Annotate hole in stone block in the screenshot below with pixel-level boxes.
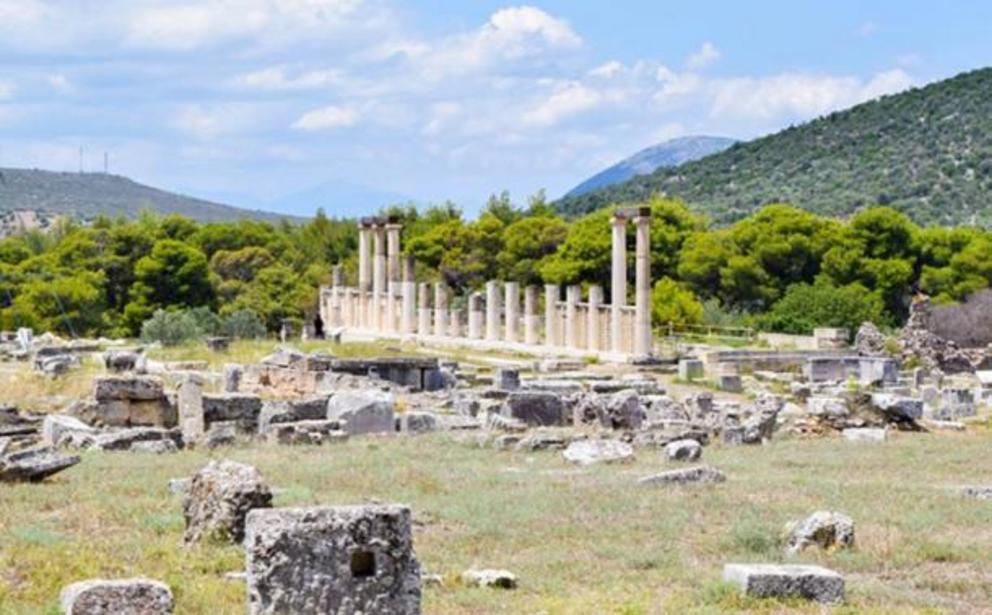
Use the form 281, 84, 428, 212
351, 550, 376, 578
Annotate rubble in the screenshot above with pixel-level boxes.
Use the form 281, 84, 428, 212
638, 466, 726, 486
0, 446, 80, 482
461, 569, 517, 589
60, 578, 174, 614
561, 439, 634, 465
183, 460, 273, 545
785, 511, 855, 554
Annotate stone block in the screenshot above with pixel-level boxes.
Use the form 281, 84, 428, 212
183, 460, 272, 545
638, 465, 725, 486
245, 505, 421, 614
561, 439, 634, 465
42, 414, 94, 447
502, 391, 567, 427
397, 412, 439, 434
842, 427, 887, 442
267, 421, 347, 446
60, 578, 174, 614
664, 439, 702, 462
722, 563, 844, 605
327, 391, 395, 435
870, 393, 923, 420
677, 359, 704, 381
203, 393, 263, 432
0, 446, 80, 482
259, 396, 331, 433
494, 368, 520, 391
94, 376, 165, 401
806, 396, 848, 418
717, 373, 743, 393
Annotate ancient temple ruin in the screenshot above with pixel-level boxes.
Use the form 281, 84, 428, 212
319, 208, 654, 360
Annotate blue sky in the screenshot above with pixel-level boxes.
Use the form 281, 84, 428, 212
0, 1, 989, 217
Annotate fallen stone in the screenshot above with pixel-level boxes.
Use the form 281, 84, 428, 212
245, 505, 421, 614
205, 422, 238, 449
130, 439, 179, 454
94, 376, 165, 401
223, 364, 243, 393
203, 393, 263, 431
722, 563, 844, 605
260, 347, 306, 368
806, 397, 848, 418
326, 391, 395, 435
183, 460, 273, 546
266, 421, 347, 446
42, 414, 95, 447
664, 439, 702, 462
870, 393, 923, 421
638, 466, 725, 486
516, 432, 569, 451
258, 396, 330, 433
960, 486, 992, 501
168, 478, 191, 495
677, 359, 704, 381
502, 391, 567, 427
103, 350, 140, 373
494, 368, 520, 391
60, 578, 174, 614
397, 411, 439, 434
600, 390, 645, 430
461, 569, 517, 589
91, 428, 180, 451
785, 511, 855, 554
0, 446, 81, 482
842, 427, 887, 443
562, 439, 633, 465
485, 413, 528, 432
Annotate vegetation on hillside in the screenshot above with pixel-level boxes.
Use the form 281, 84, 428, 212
556, 68, 992, 227
2, 191, 991, 340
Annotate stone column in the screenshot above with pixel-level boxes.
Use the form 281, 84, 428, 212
587, 285, 603, 351
634, 211, 653, 357
358, 222, 371, 292
565, 285, 581, 349
373, 224, 388, 331
448, 308, 462, 338
610, 214, 627, 353
523, 285, 539, 345
385, 222, 402, 332
485, 281, 501, 342
417, 282, 431, 336
468, 293, 484, 339
401, 256, 416, 334
433, 282, 449, 337
504, 282, 520, 343
178, 376, 204, 445
544, 284, 559, 347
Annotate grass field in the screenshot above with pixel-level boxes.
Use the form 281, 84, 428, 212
2, 426, 992, 613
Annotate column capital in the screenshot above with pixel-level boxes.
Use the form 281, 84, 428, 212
634, 213, 652, 226
610, 214, 628, 227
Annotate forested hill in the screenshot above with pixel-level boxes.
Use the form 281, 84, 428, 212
0, 167, 298, 223
555, 67, 992, 227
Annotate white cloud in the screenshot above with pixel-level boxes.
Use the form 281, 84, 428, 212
233, 66, 341, 91
47, 74, 71, 93
708, 69, 914, 121
0, 81, 14, 100
524, 82, 602, 126
292, 105, 359, 131
857, 21, 878, 37
0, 0, 48, 25
686, 41, 720, 70
173, 104, 267, 139
589, 61, 623, 79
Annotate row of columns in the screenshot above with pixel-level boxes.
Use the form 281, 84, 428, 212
329, 209, 653, 358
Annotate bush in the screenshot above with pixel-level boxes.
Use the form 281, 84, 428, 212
140, 309, 203, 346
222, 309, 267, 339
759, 281, 885, 336
931, 289, 992, 347
652, 277, 704, 327
187, 306, 222, 336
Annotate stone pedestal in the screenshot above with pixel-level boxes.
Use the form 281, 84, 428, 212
468, 293, 484, 339
610, 215, 627, 353
587, 285, 603, 351
634, 213, 652, 357
433, 283, 448, 337
485, 281, 501, 342
417, 283, 431, 336
523, 285, 539, 345
544, 284, 559, 347
504, 282, 520, 343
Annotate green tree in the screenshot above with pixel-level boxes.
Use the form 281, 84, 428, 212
124, 239, 213, 333
759, 281, 886, 335
651, 277, 704, 327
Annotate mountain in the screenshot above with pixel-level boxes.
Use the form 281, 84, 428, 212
563, 136, 736, 198
555, 68, 992, 227
0, 167, 300, 224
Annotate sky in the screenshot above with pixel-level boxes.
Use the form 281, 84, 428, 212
0, 0, 990, 217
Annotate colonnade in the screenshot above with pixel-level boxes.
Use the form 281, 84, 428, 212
319, 209, 654, 359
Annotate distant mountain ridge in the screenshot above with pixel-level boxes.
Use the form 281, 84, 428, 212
564, 136, 736, 198
555, 67, 992, 227
0, 167, 301, 223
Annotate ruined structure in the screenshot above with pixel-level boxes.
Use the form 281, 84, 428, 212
319, 210, 655, 361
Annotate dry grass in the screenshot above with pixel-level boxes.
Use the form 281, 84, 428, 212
2, 429, 991, 613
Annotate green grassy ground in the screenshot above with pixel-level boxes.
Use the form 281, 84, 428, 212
2, 429, 991, 613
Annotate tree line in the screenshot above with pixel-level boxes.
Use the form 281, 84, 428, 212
1, 193, 990, 339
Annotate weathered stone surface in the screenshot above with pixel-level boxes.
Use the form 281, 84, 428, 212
205, 422, 238, 449
260, 347, 306, 368
516, 432, 569, 451
397, 412, 439, 434
203, 393, 263, 431
266, 421, 347, 446
664, 439, 702, 462
855, 322, 887, 356
103, 350, 140, 373
501, 391, 567, 427
177, 377, 205, 444
485, 412, 527, 432
960, 485, 992, 501
42, 414, 95, 447
326, 391, 395, 435
677, 359, 704, 381
258, 396, 330, 433
36, 354, 74, 377
168, 478, 191, 495
94, 376, 164, 401
493, 368, 520, 391
223, 364, 243, 393
561, 439, 633, 465
91, 428, 180, 452
785, 511, 855, 554
0, 446, 80, 482
590, 378, 663, 395
130, 439, 179, 454
806, 397, 848, 418
842, 427, 887, 442
205, 336, 230, 352
717, 373, 743, 392
722, 563, 844, 605
870, 393, 923, 420
521, 379, 583, 394
183, 460, 272, 545
60, 578, 174, 614
245, 505, 421, 615
638, 466, 725, 486
601, 390, 645, 430
461, 569, 517, 589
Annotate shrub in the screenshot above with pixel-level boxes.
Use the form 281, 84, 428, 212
222, 309, 267, 339
930, 289, 992, 347
759, 281, 885, 336
187, 306, 222, 336
652, 277, 704, 327
140, 309, 202, 346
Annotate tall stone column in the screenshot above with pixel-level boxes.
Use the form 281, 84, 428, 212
372, 224, 386, 331
565, 285, 581, 349
610, 214, 627, 353
401, 256, 416, 334
504, 282, 520, 343
587, 285, 603, 351
544, 284, 559, 347
357, 222, 371, 329
468, 292, 484, 339
385, 222, 402, 333
634, 211, 653, 357
523, 285, 539, 345
448, 308, 462, 338
417, 282, 431, 336
433, 282, 449, 337
485, 281, 501, 342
